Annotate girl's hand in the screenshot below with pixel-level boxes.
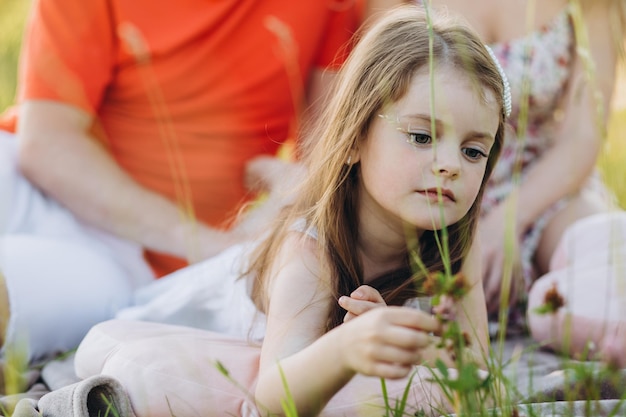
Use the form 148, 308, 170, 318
338, 307, 439, 379
338, 285, 386, 322
432, 295, 457, 322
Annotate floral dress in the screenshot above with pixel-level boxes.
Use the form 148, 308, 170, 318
411, 3, 613, 332
411, 3, 585, 283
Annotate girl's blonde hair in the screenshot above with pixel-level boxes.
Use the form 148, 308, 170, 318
248, 5, 507, 330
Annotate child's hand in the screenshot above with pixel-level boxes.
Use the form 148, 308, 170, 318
338, 285, 386, 322
338, 307, 439, 379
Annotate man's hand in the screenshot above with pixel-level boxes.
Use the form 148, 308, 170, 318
244, 155, 306, 196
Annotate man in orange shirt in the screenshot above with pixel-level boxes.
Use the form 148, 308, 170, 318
0, 0, 359, 362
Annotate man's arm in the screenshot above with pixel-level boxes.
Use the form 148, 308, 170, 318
17, 101, 235, 262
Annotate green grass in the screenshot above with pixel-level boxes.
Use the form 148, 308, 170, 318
0, 0, 29, 113
600, 108, 626, 208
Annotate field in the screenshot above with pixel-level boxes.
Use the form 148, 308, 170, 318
0, 0, 29, 113
603, 74, 626, 208
2, 1, 626, 416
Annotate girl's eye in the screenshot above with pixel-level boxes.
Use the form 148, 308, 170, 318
462, 147, 488, 160
406, 132, 431, 146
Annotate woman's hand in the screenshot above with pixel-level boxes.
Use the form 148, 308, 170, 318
337, 307, 439, 379
338, 285, 386, 322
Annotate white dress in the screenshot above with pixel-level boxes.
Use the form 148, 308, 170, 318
116, 240, 267, 341
117, 220, 433, 338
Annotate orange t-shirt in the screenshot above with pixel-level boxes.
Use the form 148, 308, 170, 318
2, 0, 360, 276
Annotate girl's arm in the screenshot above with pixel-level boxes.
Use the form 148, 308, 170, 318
255, 233, 440, 417
454, 239, 490, 365
255, 233, 348, 416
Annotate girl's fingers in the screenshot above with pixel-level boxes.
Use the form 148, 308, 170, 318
385, 325, 434, 350
349, 308, 439, 348
351, 285, 385, 303
365, 344, 423, 366
338, 285, 386, 322
338, 296, 379, 317
384, 307, 440, 334
362, 362, 413, 379
348, 343, 421, 378
343, 311, 357, 323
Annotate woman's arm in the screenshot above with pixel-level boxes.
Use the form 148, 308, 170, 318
480, 3, 618, 307
503, 2, 617, 234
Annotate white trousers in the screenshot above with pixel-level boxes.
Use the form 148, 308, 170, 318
0, 131, 153, 362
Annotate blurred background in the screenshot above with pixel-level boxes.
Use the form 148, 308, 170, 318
0, 0, 624, 207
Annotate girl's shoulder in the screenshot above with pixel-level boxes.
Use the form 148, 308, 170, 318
289, 218, 319, 241
264, 228, 332, 318
267, 225, 324, 292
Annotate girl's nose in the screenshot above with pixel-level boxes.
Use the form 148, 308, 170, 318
431, 145, 460, 178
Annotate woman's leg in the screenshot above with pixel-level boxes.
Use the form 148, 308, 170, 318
533, 189, 612, 275
528, 189, 626, 363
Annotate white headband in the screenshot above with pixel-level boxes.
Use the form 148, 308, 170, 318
484, 45, 512, 118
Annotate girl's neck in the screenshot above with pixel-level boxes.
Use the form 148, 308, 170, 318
357, 219, 419, 283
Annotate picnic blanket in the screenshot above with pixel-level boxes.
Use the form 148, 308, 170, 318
1, 335, 624, 417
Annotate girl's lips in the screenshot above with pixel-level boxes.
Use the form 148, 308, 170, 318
417, 188, 456, 202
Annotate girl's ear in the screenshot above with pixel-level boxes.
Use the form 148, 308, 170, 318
347, 149, 361, 165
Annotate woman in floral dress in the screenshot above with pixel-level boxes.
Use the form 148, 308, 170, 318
367, 0, 626, 361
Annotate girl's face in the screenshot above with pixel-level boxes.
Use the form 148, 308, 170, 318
355, 66, 499, 234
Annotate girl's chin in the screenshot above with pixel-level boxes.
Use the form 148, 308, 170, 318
404, 214, 461, 230
397, 206, 464, 231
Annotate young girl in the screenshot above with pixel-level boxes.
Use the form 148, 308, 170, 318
74, 6, 509, 416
